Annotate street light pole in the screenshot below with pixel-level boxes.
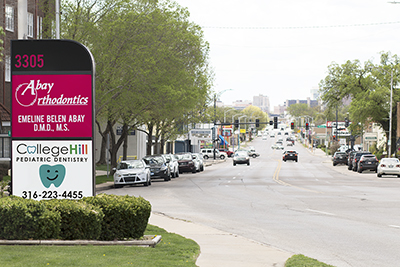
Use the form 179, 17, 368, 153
238, 115, 247, 149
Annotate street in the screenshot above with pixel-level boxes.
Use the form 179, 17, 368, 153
104, 136, 400, 267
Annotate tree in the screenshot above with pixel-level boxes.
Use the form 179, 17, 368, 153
319, 52, 400, 155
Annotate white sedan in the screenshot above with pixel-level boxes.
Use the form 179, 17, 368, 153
377, 158, 400, 177
113, 159, 151, 187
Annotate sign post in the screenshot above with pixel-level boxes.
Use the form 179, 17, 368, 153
11, 40, 95, 200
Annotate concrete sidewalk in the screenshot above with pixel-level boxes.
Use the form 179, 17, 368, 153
149, 213, 293, 267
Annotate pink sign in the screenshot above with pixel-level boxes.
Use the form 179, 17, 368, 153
12, 74, 92, 138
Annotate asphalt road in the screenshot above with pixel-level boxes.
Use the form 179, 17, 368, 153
105, 135, 400, 267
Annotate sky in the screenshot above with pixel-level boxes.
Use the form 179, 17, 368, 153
174, 0, 400, 111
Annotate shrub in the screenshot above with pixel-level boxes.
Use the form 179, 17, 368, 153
44, 199, 103, 240
0, 196, 60, 240
82, 194, 151, 240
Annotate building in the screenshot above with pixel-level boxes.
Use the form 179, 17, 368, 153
253, 94, 270, 113
231, 100, 252, 110
285, 97, 319, 109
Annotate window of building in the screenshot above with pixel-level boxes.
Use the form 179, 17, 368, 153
37, 16, 43, 39
5, 5, 14, 32
5, 56, 11, 82
28, 13, 34, 38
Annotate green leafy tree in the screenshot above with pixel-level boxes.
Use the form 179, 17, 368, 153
319, 52, 400, 154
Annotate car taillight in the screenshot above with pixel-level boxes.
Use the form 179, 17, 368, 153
397, 164, 400, 168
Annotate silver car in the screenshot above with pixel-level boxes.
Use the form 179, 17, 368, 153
377, 158, 400, 177
164, 154, 180, 178
113, 159, 151, 188
192, 153, 205, 171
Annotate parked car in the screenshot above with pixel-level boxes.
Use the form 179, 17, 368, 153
377, 158, 400, 177
175, 152, 197, 173
348, 151, 357, 170
352, 151, 373, 172
192, 153, 205, 171
233, 150, 250, 166
142, 154, 171, 181
283, 150, 298, 162
163, 153, 179, 178
357, 154, 378, 173
332, 151, 348, 166
200, 148, 227, 160
218, 148, 234, 157
113, 159, 151, 188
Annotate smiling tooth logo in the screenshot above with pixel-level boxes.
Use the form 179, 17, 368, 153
27, 146, 36, 154
39, 164, 66, 188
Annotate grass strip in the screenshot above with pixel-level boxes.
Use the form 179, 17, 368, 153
285, 254, 335, 267
0, 225, 200, 267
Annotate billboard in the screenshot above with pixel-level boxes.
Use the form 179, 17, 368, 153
11, 40, 95, 199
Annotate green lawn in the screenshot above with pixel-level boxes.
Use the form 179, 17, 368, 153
285, 254, 335, 267
0, 225, 200, 267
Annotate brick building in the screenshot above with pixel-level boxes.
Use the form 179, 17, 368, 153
0, 0, 53, 163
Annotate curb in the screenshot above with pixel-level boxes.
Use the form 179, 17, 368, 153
0, 235, 162, 247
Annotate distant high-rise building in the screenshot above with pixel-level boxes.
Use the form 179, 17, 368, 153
232, 100, 252, 110
253, 94, 270, 113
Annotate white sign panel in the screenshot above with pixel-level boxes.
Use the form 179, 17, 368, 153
12, 140, 93, 200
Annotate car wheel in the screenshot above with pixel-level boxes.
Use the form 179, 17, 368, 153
333, 163, 337, 166
144, 176, 150, 186
200, 165, 204, 171
348, 165, 352, 170
203, 155, 209, 159
252, 154, 257, 158
233, 162, 236, 166
114, 184, 123, 188
295, 159, 298, 162
377, 173, 382, 177
247, 161, 250, 166
358, 168, 362, 173
220, 155, 225, 160
397, 175, 400, 178
192, 168, 196, 173
171, 171, 175, 178
175, 171, 179, 177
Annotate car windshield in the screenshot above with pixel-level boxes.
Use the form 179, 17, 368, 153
117, 160, 144, 170
235, 151, 248, 157
175, 154, 192, 160
143, 156, 163, 164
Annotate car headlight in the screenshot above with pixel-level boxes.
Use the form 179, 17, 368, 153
161, 164, 167, 171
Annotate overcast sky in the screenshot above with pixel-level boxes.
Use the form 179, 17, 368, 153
174, 0, 400, 111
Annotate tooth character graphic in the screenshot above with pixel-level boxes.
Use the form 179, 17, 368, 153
39, 164, 66, 188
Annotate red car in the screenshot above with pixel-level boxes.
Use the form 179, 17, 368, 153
219, 148, 234, 157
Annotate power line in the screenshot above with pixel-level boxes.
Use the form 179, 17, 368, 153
202, 21, 400, 30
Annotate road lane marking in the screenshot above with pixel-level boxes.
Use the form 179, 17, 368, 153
306, 209, 335, 216
389, 225, 400, 229
272, 159, 321, 193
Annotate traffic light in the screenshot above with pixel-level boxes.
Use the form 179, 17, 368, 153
234, 119, 239, 128
269, 120, 273, 125
273, 117, 278, 129
256, 119, 260, 128
345, 117, 349, 127
290, 122, 294, 130
305, 122, 309, 130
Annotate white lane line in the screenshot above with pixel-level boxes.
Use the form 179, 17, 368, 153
306, 209, 335, 216
389, 225, 400, 229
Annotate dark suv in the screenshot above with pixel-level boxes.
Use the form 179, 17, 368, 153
358, 154, 378, 173
352, 151, 373, 172
333, 152, 347, 166
348, 151, 357, 170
